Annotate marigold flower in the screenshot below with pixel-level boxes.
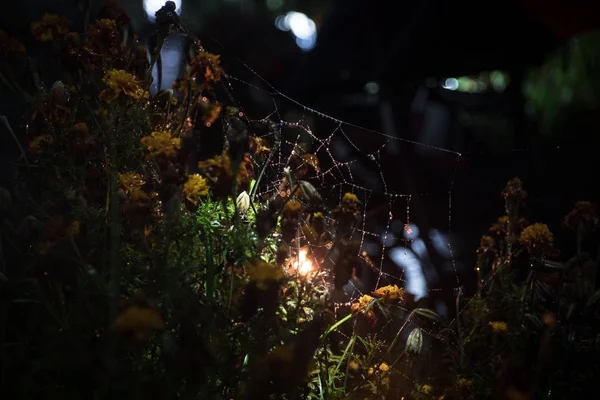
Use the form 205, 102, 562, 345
348, 360, 360, 372
351, 294, 376, 323
520, 223, 553, 255
456, 378, 473, 388
28, 135, 53, 153
65, 221, 80, 236
119, 172, 144, 192
99, 69, 147, 103
372, 284, 404, 304
488, 321, 508, 334
203, 103, 222, 127
183, 174, 209, 205
564, 201, 598, 233
249, 135, 271, 157
333, 193, 361, 237
342, 192, 360, 204
190, 51, 224, 83
31, 13, 69, 42
502, 177, 527, 203
111, 305, 164, 341
245, 260, 284, 290
0, 29, 26, 58
368, 362, 391, 386
417, 384, 433, 394
282, 200, 302, 218
198, 151, 253, 197
140, 131, 181, 158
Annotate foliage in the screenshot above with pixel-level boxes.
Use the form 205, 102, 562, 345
524, 31, 600, 135
0, 2, 599, 400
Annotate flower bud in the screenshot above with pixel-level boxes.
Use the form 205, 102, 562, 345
236, 191, 250, 215
405, 327, 423, 356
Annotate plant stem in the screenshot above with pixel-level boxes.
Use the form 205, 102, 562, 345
456, 287, 465, 370
107, 136, 121, 321
251, 142, 279, 203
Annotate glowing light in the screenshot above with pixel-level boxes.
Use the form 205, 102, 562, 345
291, 247, 315, 276
365, 81, 380, 95
144, 0, 181, 22
442, 78, 459, 91
266, 0, 284, 11
275, 11, 317, 51
390, 247, 427, 300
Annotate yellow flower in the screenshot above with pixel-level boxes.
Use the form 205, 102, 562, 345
65, 221, 80, 236
111, 305, 164, 341
282, 200, 302, 218
0, 29, 26, 57
245, 260, 284, 290
368, 362, 391, 386
417, 384, 433, 394
31, 13, 69, 42
140, 131, 181, 158
99, 69, 147, 103
520, 223, 553, 255
351, 294, 376, 324
489, 321, 508, 334
372, 284, 404, 304
183, 174, 209, 205
191, 52, 224, 82
456, 378, 473, 388
28, 135, 53, 153
119, 172, 144, 191
342, 192, 360, 204
203, 103, 222, 127
130, 188, 150, 202
348, 360, 360, 372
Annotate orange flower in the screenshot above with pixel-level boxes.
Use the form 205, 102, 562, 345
372, 284, 404, 304
351, 294, 376, 324
190, 52, 224, 83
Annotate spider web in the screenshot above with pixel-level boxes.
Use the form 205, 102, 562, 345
154, 19, 487, 389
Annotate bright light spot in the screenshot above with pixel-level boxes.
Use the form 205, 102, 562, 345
296, 35, 317, 51
390, 247, 427, 300
365, 81, 380, 95
429, 229, 451, 259
144, 0, 181, 22
490, 70, 509, 92
403, 223, 420, 240
266, 0, 284, 11
442, 78, 459, 91
150, 35, 183, 93
286, 12, 315, 39
275, 11, 317, 51
291, 247, 315, 276
275, 15, 289, 31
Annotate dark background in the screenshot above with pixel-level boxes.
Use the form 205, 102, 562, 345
2, 0, 600, 300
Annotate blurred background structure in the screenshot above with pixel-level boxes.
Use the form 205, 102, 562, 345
2, 0, 600, 295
